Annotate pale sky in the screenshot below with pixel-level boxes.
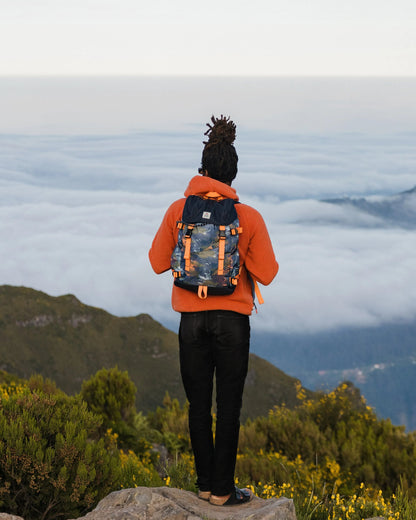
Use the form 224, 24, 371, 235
1, 0, 416, 76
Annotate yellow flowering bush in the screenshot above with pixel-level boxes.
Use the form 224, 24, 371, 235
292, 483, 406, 520
118, 449, 163, 489
238, 382, 416, 497
0, 380, 26, 400
163, 452, 196, 492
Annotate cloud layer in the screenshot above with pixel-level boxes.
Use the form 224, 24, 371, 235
1, 127, 416, 334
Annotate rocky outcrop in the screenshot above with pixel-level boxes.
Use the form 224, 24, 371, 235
73, 487, 297, 520
0, 489, 389, 520
15, 314, 55, 327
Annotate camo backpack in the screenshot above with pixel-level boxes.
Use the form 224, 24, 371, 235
171, 192, 242, 299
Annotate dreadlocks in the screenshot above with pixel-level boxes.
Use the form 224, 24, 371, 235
201, 115, 238, 184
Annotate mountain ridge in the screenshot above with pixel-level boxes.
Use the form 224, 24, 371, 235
0, 285, 311, 419
322, 184, 416, 229
252, 322, 416, 431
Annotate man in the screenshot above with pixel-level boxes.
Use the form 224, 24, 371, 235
149, 115, 278, 506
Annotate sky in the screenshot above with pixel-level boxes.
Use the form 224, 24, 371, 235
1, 76, 416, 135
1, 0, 416, 76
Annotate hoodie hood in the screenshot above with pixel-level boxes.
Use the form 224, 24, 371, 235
184, 175, 239, 201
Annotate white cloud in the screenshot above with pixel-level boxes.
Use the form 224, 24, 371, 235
262, 223, 416, 333
1, 127, 416, 334
2, 185, 415, 334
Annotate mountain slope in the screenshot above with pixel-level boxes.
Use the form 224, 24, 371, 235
252, 323, 416, 430
323, 185, 416, 228
0, 285, 310, 419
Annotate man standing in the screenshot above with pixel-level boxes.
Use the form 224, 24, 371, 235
149, 115, 278, 506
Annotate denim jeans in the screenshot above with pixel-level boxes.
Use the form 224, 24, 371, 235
179, 310, 250, 496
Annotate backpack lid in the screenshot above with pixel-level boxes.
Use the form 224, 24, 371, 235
182, 195, 238, 226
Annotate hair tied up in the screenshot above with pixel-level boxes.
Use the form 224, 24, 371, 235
203, 115, 236, 147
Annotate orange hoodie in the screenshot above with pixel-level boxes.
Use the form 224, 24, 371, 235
149, 175, 279, 315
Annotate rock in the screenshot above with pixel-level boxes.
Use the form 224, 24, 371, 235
0, 515, 25, 520
73, 487, 297, 520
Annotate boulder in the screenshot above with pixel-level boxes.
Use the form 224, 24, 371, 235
73, 487, 297, 520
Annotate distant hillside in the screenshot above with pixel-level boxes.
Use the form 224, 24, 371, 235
0, 285, 311, 419
323, 185, 416, 228
252, 322, 416, 431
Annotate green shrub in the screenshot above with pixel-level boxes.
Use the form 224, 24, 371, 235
0, 382, 121, 520
80, 367, 140, 451
147, 393, 191, 455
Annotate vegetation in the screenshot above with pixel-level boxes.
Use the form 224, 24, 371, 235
0, 377, 121, 520
80, 367, 145, 452
254, 321, 416, 431
237, 382, 416, 496
2, 365, 416, 518
0, 374, 162, 519
159, 383, 416, 520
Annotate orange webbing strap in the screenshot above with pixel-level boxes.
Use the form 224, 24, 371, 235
218, 225, 226, 275
253, 280, 264, 305
184, 237, 191, 271
198, 286, 208, 299
183, 224, 194, 272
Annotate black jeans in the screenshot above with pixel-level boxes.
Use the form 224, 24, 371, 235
179, 310, 250, 496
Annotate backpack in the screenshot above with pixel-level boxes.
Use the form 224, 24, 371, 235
170, 193, 242, 299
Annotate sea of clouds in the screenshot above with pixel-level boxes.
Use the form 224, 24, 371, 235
1, 77, 416, 335
2, 131, 416, 334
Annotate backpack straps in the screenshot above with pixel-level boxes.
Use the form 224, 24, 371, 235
217, 226, 226, 275
177, 222, 194, 273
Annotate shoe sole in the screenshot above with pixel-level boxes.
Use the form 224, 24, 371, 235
209, 488, 253, 506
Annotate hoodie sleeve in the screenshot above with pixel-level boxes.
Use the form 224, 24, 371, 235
149, 199, 184, 274
241, 206, 279, 286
